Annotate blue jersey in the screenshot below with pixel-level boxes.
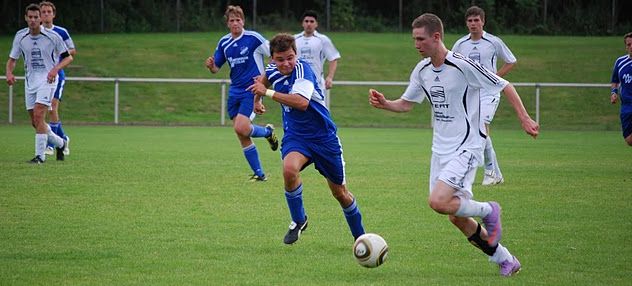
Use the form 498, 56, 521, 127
213, 30, 269, 93
47, 25, 75, 80
612, 55, 632, 109
266, 59, 336, 140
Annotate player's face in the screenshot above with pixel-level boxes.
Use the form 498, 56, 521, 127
40, 5, 55, 25
25, 10, 40, 30
466, 15, 484, 35
272, 49, 297, 75
412, 27, 438, 58
626, 37, 632, 56
302, 16, 318, 34
226, 14, 244, 35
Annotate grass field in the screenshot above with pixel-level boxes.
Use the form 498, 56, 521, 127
1, 125, 630, 285
0, 32, 624, 129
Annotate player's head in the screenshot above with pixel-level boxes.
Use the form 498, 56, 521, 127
24, 3, 40, 29
39, 1, 56, 25
270, 33, 298, 75
465, 6, 485, 34
224, 5, 245, 34
625, 32, 632, 55
301, 10, 319, 34
411, 13, 444, 58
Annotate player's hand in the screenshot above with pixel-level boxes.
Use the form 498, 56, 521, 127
254, 100, 266, 114
247, 81, 266, 97
611, 93, 618, 104
368, 89, 386, 109
47, 69, 57, 83
5, 74, 15, 86
325, 77, 334, 89
521, 118, 539, 139
205, 56, 217, 72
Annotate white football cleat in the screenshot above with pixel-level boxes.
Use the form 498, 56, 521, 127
482, 170, 504, 186
44, 146, 55, 156
63, 136, 70, 156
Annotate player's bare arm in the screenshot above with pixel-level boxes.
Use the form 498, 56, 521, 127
205, 56, 219, 73
325, 59, 338, 89
502, 83, 539, 138
248, 81, 309, 111
5, 58, 17, 86
496, 62, 515, 77
610, 83, 619, 104
368, 89, 415, 112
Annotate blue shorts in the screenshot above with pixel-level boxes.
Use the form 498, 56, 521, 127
281, 135, 346, 185
53, 78, 65, 101
227, 89, 255, 120
621, 109, 632, 138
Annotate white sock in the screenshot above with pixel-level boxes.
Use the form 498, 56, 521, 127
455, 199, 492, 218
485, 136, 503, 177
46, 126, 64, 147
489, 243, 512, 264
35, 133, 48, 160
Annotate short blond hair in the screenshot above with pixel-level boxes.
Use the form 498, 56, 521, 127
39, 1, 56, 14
224, 5, 244, 22
412, 13, 444, 39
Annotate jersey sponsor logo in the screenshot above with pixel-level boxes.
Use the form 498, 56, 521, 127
240, 46, 249, 55
30, 41, 45, 71
623, 73, 632, 84
468, 52, 481, 63
227, 56, 249, 67
430, 86, 446, 103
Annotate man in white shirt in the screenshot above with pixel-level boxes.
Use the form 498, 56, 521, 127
368, 13, 538, 277
5, 3, 73, 163
453, 6, 517, 186
294, 10, 340, 93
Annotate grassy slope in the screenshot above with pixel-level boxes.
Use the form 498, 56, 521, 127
0, 32, 624, 130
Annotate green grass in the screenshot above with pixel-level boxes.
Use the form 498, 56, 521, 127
0, 33, 624, 129
1, 125, 630, 285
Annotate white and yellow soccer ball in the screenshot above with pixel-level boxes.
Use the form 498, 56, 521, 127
353, 233, 388, 268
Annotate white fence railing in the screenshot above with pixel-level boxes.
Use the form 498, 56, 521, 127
1, 76, 610, 125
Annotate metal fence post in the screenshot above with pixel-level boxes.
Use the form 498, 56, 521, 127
535, 84, 541, 124
326, 89, 331, 110
221, 82, 226, 126
8, 85, 13, 124
115, 79, 120, 124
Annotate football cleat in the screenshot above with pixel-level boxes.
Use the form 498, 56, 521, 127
265, 124, 279, 151
56, 139, 66, 161
28, 156, 45, 164
482, 170, 504, 186
249, 174, 267, 182
482, 202, 502, 246
499, 256, 522, 277
283, 216, 308, 244
63, 136, 70, 156
44, 146, 55, 156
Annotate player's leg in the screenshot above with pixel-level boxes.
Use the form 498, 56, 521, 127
237, 91, 278, 151
450, 215, 521, 276
229, 94, 267, 180
282, 150, 310, 244
481, 96, 503, 185
327, 181, 365, 240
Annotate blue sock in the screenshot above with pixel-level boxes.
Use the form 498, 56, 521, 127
47, 122, 60, 148
343, 199, 365, 239
56, 121, 67, 139
250, 124, 271, 138
243, 144, 264, 177
285, 184, 306, 224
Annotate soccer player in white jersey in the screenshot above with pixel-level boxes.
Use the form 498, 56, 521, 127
5, 3, 72, 164
40, 1, 76, 157
452, 6, 517, 186
294, 10, 340, 92
247, 33, 365, 245
610, 32, 632, 146
205, 5, 278, 182
368, 13, 538, 277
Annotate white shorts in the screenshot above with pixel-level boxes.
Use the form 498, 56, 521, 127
25, 84, 56, 110
429, 150, 482, 200
481, 94, 501, 124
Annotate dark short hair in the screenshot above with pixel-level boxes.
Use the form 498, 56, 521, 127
625, 32, 632, 42
270, 33, 297, 56
302, 10, 318, 21
412, 13, 444, 39
25, 3, 40, 15
465, 6, 485, 22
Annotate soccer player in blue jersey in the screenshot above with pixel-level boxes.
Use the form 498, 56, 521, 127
369, 13, 538, 276
40, 1, 76, 157
453, 6, 517, 185
205, 5, 278, 181
247, 33, 365, 245
610, 32, 632, 146
6, 3, 72, 163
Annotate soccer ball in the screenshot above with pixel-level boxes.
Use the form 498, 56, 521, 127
353, 233, 388, 268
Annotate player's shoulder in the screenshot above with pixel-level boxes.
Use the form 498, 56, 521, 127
412, 58, 432, 72
615, 55, 630, 65
481, 31, 506, 45
41, 27, 64, 41
14, 27, 30, 38
447, 51, 479, 69
243, 30, 266, 41
454, 33, 471, 45
51, 25, 71, 37
294, 32, 304, 39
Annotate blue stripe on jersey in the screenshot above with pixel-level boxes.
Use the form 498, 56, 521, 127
214, 30, 266, 90
612, 55, 632, 105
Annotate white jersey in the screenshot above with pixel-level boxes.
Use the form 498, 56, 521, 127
294, 31, 340, 90
9, 27, 68, 92
401, 51, 508, 160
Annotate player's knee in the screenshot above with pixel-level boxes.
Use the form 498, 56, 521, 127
428, 197, 448, 214
625, 136, 632, 146
282, 166, 300, 183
